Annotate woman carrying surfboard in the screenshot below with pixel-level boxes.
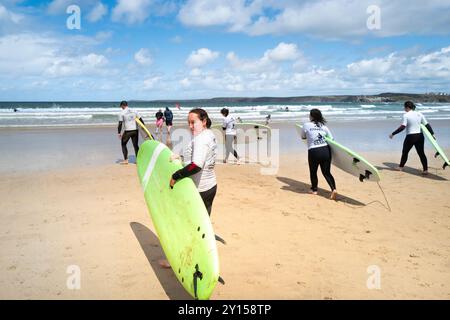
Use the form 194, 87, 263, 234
157, 109, 218, 269
170, 108, 218, 215
301, 109, 338, 200
389, 101, 435, 175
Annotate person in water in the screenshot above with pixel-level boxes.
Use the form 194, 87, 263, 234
117, 101, 145, 165
301, 109, 337, 200
220, 108, 241, 164
389, 101, 435, 175
159, 108, 218, 269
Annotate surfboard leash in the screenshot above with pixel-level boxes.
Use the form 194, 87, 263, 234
340, 182, 392, 212
375, 181, 392, 212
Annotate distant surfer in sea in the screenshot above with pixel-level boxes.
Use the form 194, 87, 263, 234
117, 101, 145, 165
389, 101, 435, 175
301, 109, 337, 200
160, 108, 217, 269
220, 108, 241, 165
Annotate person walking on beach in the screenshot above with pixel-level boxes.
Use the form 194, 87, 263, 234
220, 108, 241, 164
164, 107, 173, 134
301, 109, 337, 200
117, 101, 145, 165
155, 109, 164, 138
159, 108, 218, 268
389, 101, 435, 175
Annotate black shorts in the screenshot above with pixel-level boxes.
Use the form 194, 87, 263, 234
165, 120, 173, 126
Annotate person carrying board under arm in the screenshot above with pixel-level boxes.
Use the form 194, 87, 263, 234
157, 108, 218, 269
301, 109, 337, 200
389, 101, 435, 175
117, 100, 145, 165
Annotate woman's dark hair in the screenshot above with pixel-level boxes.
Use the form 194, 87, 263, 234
310, 108, 326, 125
220, 108, 229, 117
404, 101, 416, 111
189, 108, 212, 128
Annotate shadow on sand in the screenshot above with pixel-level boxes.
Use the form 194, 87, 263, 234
130, 222, 193, 300
378, 162, 447, 181
277, 176, 366, 206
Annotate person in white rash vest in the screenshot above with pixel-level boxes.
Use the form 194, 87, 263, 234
389, 101, 435, 175
117, 101, 145, 165
158, 108, 217, 269
301, 108, 337, 200
220, 107, 241, 164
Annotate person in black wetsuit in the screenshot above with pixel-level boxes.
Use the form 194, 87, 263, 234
164, 107, 173, 134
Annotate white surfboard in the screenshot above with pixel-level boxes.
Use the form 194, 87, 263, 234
296, 124, 380, 182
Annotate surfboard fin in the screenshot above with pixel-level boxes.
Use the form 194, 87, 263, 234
443, 162, 448, 170
365, 170, 372, 180
218, 276, 225, 285
359, 174, 365, 182
215, 234, 227, 245
353, 158, 360, 165
434, 152, 439, 158
193, 264, 203, 300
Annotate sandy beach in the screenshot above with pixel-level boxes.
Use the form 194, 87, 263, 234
0, 123, 449, 299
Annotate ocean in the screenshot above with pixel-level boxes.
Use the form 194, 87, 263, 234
0, 101, 450, 127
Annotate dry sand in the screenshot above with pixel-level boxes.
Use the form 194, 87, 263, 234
1, 151, 449, 299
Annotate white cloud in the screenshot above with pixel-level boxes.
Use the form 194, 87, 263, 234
134, 48, 153, 66
226, 51, 271, 73
143, 76, 160, 89
45, 53, 109, 77
347, 53, 404, 78
226, 42, 302, 72
347, 47, 450, 81
178, 0, 450, 39
112, 0, 151, 24
0, 33, 111, 78
0, 4, 23, 24
87, 2, 108, 22
264, 42, 299, 61
190, 68, 202, 76
186, 48, 219, 68
180, 77, 191, 88
178, 0, 262, 31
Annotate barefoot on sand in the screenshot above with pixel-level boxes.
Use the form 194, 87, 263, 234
330, 190, 338, 201
158, 259, 171, 269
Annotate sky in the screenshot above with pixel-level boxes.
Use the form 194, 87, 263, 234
0, 0, 449, 101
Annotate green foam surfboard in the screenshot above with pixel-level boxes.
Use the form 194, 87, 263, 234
421, 124, 450, 170
135, 121, 219, 300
